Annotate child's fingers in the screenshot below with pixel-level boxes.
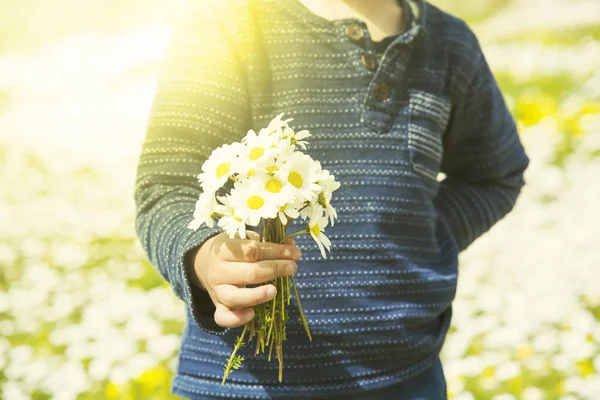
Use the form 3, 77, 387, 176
213, 283, 278, 310
213, 302, 255, 329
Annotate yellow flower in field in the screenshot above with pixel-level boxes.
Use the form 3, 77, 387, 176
105, 382, 120, 399
136, 366, 169, 394
515, 94, 557, 126
515, 344, 533, 359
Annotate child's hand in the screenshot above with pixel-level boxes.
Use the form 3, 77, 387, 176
192, 232, 301, 328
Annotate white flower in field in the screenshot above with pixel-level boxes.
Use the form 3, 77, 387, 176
240, 128, 279, 170
491, 395, 516, 400
123, 353, 157, 381
453, 393, 475, 400
147, 334, 180, 360
188, 192, 217, 230
1, 382, 28, 400
228, 180, 279, 227
88, 357, 112, 381
495, 361, 521, 381
197, 143, 241, 192
215, 195, 247, 239
522, 387, 544, 400
307, 215, 331, 258
277, 152, 322, 202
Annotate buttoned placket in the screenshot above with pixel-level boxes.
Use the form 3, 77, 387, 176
361, 23, 424, 133
334, 1, 426, 134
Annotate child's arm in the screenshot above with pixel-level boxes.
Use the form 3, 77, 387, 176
433, 28, 530, 253
133, 0, 249, 335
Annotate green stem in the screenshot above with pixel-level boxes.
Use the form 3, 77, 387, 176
266, 282, 277, 345
221, 323, 249, 385
284, 230, 306, 241
291, 274, 312, 341
297, 203, 309, 213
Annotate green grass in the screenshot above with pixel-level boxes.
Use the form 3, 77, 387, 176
494, 24, 600, 46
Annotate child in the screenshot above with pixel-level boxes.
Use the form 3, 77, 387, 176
134, 0, 529, 398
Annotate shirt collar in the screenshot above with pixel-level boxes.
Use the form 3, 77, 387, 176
401, 0, 429, 38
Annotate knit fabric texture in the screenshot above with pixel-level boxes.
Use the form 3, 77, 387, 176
133, 0, 530, 398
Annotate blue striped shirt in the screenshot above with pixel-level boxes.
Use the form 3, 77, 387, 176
134, 0, 529, 398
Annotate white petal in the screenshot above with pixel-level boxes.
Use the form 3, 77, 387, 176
278, 211, 288, 225
238, 225, 247, 239
310, 232, 327, 258
319, 233, 331, 250
286, 208, 300, 219
187, 219, 201, 231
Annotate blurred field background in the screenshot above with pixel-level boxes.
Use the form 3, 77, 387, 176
1, 0, 600, 399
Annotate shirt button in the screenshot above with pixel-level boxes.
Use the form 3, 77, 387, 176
373, 81, 391, 101
346, 22, 364, 41
360, 53, 377, 71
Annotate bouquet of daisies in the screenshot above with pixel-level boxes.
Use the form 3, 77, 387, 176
188, 113, 340, 384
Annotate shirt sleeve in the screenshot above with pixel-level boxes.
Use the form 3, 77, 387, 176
133, 0, 250, 335
433, 31, 530, 253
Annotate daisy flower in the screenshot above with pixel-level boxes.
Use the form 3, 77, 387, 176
188, 192, 218, 230
197, 143, 242, 192
306, 215, 332, 258
276, 152, 322, 202
316, 170, 341, 226
266, 113, 294, 135
215, 196, 247, 239
299, 201, 322, 222
228, 179, 279, 227
240, 129, 279, 171
259, 172, 296, 208
278, 202, 302, 225
273, 133, 297, 157
282, 126, 311, 150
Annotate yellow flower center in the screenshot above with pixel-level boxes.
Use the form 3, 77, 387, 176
265, 178, 283, 193
249, 147, 264, 161
247, 195, 264, 210
247, 169, 255, 177
317, 192, 327, 207
288, 171, 303, 188
216, 162, 230, 178
310, 223, 320, 237
232, 210, 242, 222
266, 165, 279, 174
